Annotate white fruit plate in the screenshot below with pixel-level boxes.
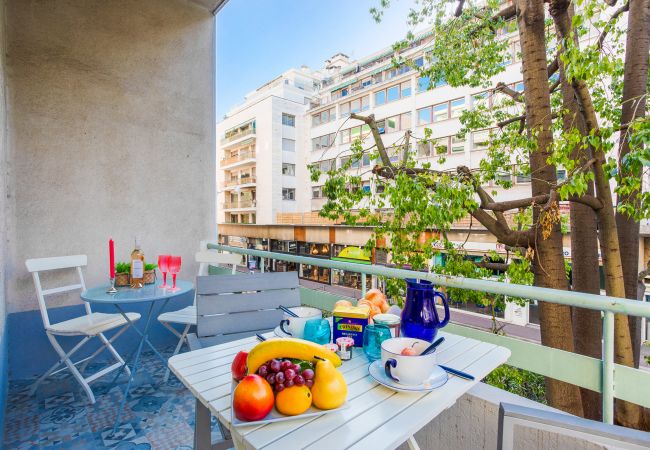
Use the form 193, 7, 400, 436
230, 381, 349, 427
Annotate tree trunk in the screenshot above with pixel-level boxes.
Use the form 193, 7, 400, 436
555, 1, 603, 422
516, 0, 583, 416
616, 0, 650, 369
550, 0, 642, 428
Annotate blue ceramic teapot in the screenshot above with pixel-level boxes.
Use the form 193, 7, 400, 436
401, 278, 450, 342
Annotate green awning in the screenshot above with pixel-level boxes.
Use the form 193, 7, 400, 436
371, 64, 392, 75
340, 65, 357, 76
330, 77, 357, 92
357, 48, 395, 67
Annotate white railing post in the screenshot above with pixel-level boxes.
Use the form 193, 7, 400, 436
602, 311, 615, 424
361, 271, 367, 298
260, 257, 265, 273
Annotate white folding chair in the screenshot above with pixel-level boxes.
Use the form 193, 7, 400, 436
25, 255, 141, 404
158, 250, 243, 380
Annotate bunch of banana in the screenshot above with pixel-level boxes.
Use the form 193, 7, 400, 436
246, 338, 342, 374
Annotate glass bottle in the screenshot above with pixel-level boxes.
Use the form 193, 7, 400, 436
130, 238, 145, 289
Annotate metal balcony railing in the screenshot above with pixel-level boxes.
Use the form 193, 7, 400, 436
221, 127, 255, 145
221, 176, 256, 189
222, 199, 256, 210
209, 244, 650, 425
221, 150, 256, 167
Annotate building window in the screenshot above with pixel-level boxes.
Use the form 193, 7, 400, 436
312, 186, 322, 199
516, 172, 531, 184
556, 169, 567, 181
401, 112, 412, 129
417, 76, 430, 93
401, 81, 412, 98
433, 102, 449, 122
362, 153, 372, 167
282, 113, 295, 127
450, 98, 466, 118
387, 84, 400, 102
312, 133, 335, 150
340, 95, 369, 118
282, 188, 296, 200
496, 172, 512, 184
451, 134, 465, 153
340, 155, 360, 169
472, 130, 491, 151
418, 107, 432, 125
434, 137, 450, 155
312, 108, 336, 126
340, 129, 351, 144
386, 116, 399, 133
341, 125, 370, 144
362, 181, 371, 193
282, 163, 295, 176
375, 90, 386, 106
318, 159, 336, 172
282, 138, 296, 152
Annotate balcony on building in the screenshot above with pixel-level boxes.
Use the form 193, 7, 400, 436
220, 119, 256, 146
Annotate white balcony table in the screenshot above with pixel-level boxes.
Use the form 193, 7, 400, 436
168, 330, 511, 450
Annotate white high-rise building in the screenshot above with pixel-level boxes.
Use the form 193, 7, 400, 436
216, 67, 323, 225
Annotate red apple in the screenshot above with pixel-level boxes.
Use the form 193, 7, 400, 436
401, 347, 417, 356
231, 351, 248, 381
233, 374, 274, 421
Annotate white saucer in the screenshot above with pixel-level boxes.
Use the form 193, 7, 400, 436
274, 326, 291, 338
368, 360, 448, 393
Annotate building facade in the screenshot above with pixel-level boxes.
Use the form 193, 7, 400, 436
216, 26, 649, 326
216, 67, 322, 225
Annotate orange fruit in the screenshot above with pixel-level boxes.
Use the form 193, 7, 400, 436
357, 299, 372, 308
370, 305, 381, 318
275, 385, 312, 416
334, 300, 353, 309
379, 301, 390, 313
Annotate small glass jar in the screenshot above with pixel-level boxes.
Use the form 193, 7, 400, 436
336, 337, 354, 361
373, 313, 401, 337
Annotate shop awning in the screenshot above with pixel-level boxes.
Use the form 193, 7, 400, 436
329, 78, 357, 92
332, 246, 372, 264
370, 64, 392, 75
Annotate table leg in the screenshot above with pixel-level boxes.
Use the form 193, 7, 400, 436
115, 300, 170, 366
407, 435, 421, 450
194, 399, 212, 450
111, 300, 157, 435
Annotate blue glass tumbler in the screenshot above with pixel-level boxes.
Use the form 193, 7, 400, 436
303, 318, 331, 345
363, 324, 392, 361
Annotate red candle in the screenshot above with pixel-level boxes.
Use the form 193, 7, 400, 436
109, 238, 115, 279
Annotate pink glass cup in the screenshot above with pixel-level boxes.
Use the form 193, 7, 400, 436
168, 256, 182, 292
158, 255, 171, 289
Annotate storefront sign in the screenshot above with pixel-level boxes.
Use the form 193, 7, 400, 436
332, 246, 371, 265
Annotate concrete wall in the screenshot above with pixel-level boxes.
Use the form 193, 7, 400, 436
0, 0, 8, 439
397, 383, 606, 450
4, 0, 216, 314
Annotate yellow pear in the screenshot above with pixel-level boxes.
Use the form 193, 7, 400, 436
311, 357, 347, 410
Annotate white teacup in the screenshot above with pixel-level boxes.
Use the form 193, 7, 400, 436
279, 306, 322, 339
381, 337, 437, 386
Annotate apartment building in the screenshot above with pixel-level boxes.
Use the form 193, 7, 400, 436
307, 30, 535, 216
216, 67, 322, 225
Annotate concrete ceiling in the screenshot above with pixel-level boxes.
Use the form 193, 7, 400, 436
189, 0, 229, 14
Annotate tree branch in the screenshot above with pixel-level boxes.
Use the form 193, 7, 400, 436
454, 0, 466, 17
402, 130, 411, 165
495, 82, 524, 102
350, 113, 393, 168
596, 2, 629, 50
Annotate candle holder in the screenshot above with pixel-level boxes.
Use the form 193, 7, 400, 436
106, 277, 118, 294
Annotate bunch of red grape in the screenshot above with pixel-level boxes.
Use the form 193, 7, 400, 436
257, 359, 315, 392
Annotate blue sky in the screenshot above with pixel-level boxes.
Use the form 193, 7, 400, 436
216, 0, 418, 119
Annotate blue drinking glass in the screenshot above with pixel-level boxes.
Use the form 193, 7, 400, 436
303, 318, 331, 345
363, 324, 392, 361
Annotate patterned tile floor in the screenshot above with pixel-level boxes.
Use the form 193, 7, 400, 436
3, 346, 223, 449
